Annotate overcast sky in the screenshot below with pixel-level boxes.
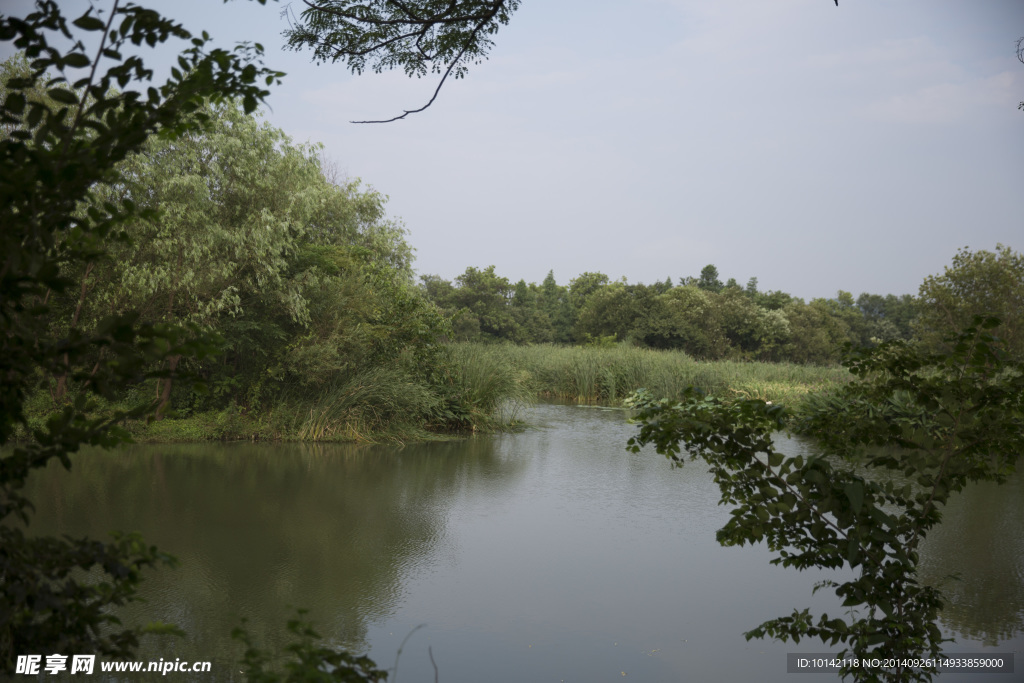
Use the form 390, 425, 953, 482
5, 1, 1023, 299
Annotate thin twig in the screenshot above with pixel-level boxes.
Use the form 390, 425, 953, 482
390, 623, 425, 683
352, 50, 460, 123
62, 0, 119, 159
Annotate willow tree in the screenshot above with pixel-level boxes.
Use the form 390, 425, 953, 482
83, 102, 333, 417
0, 0, 283, 670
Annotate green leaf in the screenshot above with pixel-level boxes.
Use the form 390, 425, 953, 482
4, 91, 26, 114
63, 52, 92, 68
843, 481, 864, 514
72, 15, 106, 31
48, 87, 79, 105
846, 538, 860, 566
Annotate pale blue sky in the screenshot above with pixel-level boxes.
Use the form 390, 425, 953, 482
4, 1, 1022, 299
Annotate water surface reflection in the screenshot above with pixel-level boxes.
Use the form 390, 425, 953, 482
24, 403, 1023, 681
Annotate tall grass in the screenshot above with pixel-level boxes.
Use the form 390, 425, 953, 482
465, 343, 849, 406
439, 344, 534, 430
288, 367, 443, 442
24, 344, 840, 443
20, 350, 536, 444
284, 346, 534, 440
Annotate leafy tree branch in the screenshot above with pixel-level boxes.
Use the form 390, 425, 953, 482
284, 0, 520, 122
627, 316, 1023, 682
0, 0, 284, 670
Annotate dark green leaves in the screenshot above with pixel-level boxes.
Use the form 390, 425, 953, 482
72, 14, 106, 32
4, 90, 25, 113
628, 320, 1022, 682
234, 611, 388, 682
844, 480, 864, 514
284, 0, 520, 121
0, 0, 285, 673
46, 86, 78, 104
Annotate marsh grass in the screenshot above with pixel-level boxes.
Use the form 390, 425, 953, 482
19, 344, 839, 443
468, 343, 849, 405
19, 354, 533, 444
439, 344, 534, 430
287, 367, 444, 442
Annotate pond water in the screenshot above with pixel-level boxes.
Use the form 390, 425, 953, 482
23, 402, 1024, 681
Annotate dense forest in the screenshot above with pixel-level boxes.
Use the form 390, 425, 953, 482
421, 265, 918, 364
419, 244, 1023, 364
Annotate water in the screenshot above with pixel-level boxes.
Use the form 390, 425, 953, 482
22, 403, 1024, 681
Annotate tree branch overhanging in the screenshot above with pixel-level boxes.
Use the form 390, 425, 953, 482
283, 0, 519, 122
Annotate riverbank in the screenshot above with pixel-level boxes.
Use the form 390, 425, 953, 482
21, 343, 848, 443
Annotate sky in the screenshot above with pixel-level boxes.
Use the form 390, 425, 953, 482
3, 1, 1023, 300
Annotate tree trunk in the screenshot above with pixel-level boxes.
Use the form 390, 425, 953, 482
155, 354, 181, 421
54, 262, 94, 403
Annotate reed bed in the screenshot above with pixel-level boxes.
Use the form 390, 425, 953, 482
439, 343, 535, 430
462, 343, 850, 406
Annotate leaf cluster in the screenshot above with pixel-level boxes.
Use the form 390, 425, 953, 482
285, 0, 519, 121
286, 0, 518, 76
234, 612, 388, 683
626, 316, 1022, 682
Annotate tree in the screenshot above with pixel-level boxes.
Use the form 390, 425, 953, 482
856, 293, 918, 343
782, 299, 849, 364
916, 244, 1023, 357
628, 317, 1023, 682
697, 264, 724, 292
284, 0, 521, 122
450, 265, 520, 341
575, 281, 655, 344
568, 271, 610, 315
638, 286, 726, 358
538, 270, 572, 343
820, 290, 870, 347
0, 0, 284, 670
715, 288, 791, 360
81, 101, 325, 417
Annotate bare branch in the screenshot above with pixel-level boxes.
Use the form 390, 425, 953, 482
351, 44, 460, 123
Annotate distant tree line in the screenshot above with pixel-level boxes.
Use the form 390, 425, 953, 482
420, 249, 1023, 364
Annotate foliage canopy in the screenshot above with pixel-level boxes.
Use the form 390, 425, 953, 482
284, 0, 520, 122
916, 244, 1023, 358
0, 0, 288, 668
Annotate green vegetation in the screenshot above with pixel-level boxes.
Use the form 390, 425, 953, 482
8, 72, 529, 444
916, 244, 1023, 357
235, 613, 388, 683
0, 0, 286, 672
420, 243, 1021, 377
465, 343, 848, 405
2, 0, 1020, 679
283, 0, 521, 122
420, 265, 922, 365
628, 317, 1024, 682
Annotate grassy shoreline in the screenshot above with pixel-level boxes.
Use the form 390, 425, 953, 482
22, 343, 848, 444
486, 343, 849, 406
